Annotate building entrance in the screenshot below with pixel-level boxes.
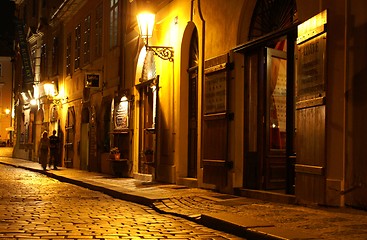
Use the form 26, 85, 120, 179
137, 78, 159, 175
242, 33, 296, 194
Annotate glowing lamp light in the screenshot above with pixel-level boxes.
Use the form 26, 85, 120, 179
137, 12, 155, 39
136, 11, 174, 62
44, 83, 57, 97
30, 99, 37, 106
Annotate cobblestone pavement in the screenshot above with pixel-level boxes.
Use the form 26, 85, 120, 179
2, 148, 367, 240
0, 164, 241, 239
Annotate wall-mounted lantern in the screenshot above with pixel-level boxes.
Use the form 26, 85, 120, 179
137, 12, 174, 62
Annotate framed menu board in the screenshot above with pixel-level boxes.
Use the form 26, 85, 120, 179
114, 99, 129, 130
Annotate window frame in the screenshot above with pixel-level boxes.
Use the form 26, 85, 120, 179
95, 3, 103, 58
75, 24, 81, 70
109, 0, 119, 48
83, 15, 91, 65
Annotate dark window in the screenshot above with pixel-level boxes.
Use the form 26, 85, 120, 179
248, 0, 298, 40
84, 15, 91, 64
95, 3, 103, 58
52, 37, 58, 75
75, 24, 81, 70
109, 0, 119, 48
40, 44, 47, 78
66, 34, 71, 75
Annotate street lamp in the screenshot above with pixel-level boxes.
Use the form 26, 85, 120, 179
137, 12, 174, 62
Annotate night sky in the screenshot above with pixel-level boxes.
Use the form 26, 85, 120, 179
0, 0, 15, 56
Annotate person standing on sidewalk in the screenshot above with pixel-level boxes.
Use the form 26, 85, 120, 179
38, 131, 50, 171
49, 130, 60, 170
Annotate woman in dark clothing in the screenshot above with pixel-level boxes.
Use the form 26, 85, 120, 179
38, 131, 50, 171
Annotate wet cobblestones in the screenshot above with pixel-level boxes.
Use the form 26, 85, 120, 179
0, 165, 240, 239
1, 151, 367, 240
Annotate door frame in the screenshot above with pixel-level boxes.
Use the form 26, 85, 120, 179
234, 26, 297, 193
136, 77, 159, 175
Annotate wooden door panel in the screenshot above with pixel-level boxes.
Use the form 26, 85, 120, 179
264, 156, 286, 189
202, 114, 228, 187
295, 105, 325, 203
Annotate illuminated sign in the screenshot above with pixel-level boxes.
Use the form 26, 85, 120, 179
85, 73, 101, 88
296, 10, 327, 101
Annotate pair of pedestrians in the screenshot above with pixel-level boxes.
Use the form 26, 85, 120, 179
38, 130, 60, 170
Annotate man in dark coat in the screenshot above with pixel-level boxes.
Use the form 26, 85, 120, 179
49, 130, 60, 170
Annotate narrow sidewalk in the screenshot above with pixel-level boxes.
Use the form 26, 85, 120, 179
1, 156, 367, 240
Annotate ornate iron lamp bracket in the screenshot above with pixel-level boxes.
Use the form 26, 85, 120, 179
146, 46, 174, 62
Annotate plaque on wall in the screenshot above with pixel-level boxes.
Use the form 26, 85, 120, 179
296, 10, 327, 103
297, 34, 326, 100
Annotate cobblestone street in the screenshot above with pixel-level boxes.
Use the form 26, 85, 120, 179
0, 164, 241, 239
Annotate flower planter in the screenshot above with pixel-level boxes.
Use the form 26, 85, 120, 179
110, 159, 129, 177
110, 153, 121, 160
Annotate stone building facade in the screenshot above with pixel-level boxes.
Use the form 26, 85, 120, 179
12, 0, 367, 210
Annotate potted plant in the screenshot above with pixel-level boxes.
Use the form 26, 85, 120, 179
110, 147, 120, 160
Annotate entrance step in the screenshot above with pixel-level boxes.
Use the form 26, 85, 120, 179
237, 188, 296, 204
177, 177, 198, 188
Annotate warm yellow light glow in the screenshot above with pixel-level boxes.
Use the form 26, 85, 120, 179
297, 9, 327, 44
34, 85, 39, 99
44, 83, 57, 96
30, 99, 37, 106
137, 12, 155, 39
5, 109, 10, 115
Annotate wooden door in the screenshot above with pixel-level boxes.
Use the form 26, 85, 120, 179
65, 107, 75, 168
187, 66, 198, 178
202, 54, 230, 188
80, 123, 89, 170
244, 46, 291, 191
263, 47, 288, 190
138, 79, 158, 175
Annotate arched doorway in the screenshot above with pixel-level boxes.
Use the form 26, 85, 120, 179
236, 0, 298, 194
80, 106, 90, 170
136, 50, 158, 176
187, 27, 199, 178
65, 107, 75, 168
